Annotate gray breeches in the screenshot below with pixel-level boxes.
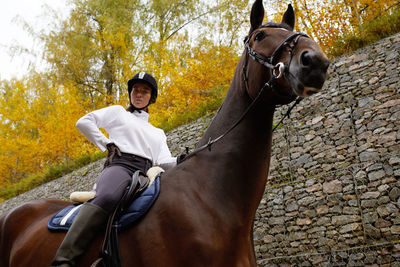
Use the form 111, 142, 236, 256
91, 153, 152, 213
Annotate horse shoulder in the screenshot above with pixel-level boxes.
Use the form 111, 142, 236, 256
123, 167, 251, 266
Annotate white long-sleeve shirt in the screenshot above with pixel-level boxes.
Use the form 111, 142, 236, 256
76, 105, 176, 165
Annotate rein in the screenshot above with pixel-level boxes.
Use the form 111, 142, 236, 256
182, 27, 309, 161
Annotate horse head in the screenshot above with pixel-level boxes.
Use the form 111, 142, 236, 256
244, 0, 330, 105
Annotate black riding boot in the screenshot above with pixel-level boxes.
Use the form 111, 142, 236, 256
51, 202, 108, 267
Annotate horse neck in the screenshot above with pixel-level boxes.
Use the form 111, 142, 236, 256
195, 65, 275, 220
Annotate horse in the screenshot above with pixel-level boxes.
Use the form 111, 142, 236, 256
0, 0, 330, 266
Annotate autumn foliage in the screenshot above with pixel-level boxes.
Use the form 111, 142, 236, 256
150, 44, 239, 130
270, 0, 399, 54
0, 77, 94, 187
0, 0, 399, 195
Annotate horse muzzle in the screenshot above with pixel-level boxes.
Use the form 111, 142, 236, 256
289, 50, 330, 97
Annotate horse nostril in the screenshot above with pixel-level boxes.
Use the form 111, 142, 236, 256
301, 51, 311, 67
301, 51, 330, 73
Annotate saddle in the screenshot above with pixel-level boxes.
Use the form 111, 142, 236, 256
92, 170, 150, 267
69, 166, 164, 203
49, 166, 165, 267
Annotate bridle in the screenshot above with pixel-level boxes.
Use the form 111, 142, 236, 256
243, 25, 310, 131
242, 25, 310, 100
180, 26, 310, 161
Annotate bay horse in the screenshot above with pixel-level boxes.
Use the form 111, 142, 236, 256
0, 1, 330, 266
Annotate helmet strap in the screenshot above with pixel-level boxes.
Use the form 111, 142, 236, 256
129, 103, 149, 113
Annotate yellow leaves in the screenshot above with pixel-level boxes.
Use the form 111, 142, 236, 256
288, 0, 399, 55
0, 43, 238, 186
0, 77, 99, 187
149, 45, 239, 129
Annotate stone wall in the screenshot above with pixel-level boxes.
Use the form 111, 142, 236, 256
253, 33, 400, 266
1, 33, 399, 266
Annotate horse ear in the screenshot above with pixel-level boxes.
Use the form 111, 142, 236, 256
249, 0, 265, 34
281, 4, 295, 31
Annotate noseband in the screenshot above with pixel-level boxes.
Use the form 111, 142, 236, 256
180, 27, 310, 162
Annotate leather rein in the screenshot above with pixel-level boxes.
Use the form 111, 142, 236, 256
183, 26, 310, 160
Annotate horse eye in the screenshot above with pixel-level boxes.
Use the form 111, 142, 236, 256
254, 31, 266, 42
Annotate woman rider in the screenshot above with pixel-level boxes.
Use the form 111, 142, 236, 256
51, 72, 176, 266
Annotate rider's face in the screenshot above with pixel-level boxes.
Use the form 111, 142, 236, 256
131, 83, 152, 109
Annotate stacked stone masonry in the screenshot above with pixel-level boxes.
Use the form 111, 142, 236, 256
254, 33, 400, 266
1, 34, 399, 266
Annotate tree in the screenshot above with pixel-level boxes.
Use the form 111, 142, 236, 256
41, 0, 217, 104
42, 0, 142, 105
0, 0, 251, 187
0, 74, 95, 186
271, 0, 399, 54
149, 42, 239, 129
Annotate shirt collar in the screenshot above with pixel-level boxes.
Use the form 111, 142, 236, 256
132, 110, 149, 121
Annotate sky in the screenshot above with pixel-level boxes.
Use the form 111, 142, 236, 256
0, 0, 70, 80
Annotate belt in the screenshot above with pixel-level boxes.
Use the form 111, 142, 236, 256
111, 152, 152, 173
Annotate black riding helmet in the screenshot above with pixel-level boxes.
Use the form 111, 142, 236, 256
127, 72, 158, 107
